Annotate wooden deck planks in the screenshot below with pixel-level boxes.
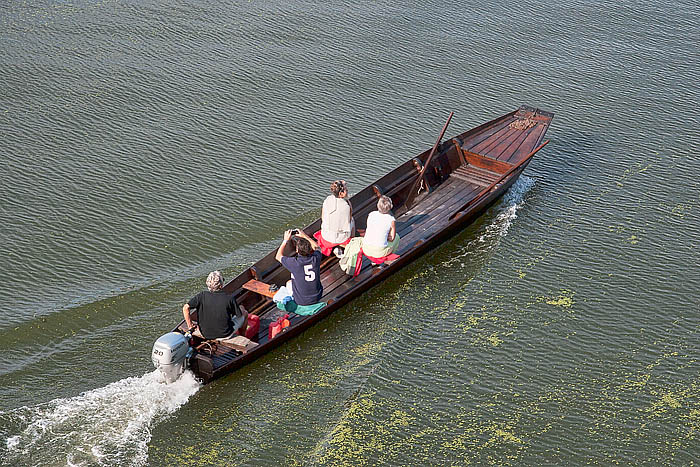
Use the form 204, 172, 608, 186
489, 124, 539, 161
504, 123, 547, 164
404, 179, 487, 238
473, 127, 519, 156
483, 127, 527, 160
469, 111, 549, 162
462, 116, 515, 152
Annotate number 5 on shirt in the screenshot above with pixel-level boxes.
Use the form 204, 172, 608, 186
304, 264, 315, 281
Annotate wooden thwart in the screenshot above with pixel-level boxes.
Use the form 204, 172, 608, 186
242, 279, 277, 298
451, 166, 501, 186
461, 150, 513, 174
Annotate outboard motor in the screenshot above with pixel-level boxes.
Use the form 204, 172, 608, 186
151, 332, 193, 383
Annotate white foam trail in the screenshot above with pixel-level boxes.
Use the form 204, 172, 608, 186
445, 176, 535, 266
478, 175, 535, 243
3, 370, 200, 466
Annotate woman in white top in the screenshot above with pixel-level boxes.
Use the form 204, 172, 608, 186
321, 180, 355, 245
362, 195, 400, 258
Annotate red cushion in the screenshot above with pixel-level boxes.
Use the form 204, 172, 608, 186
354, 249, 400, 276
313, 230, 352, 256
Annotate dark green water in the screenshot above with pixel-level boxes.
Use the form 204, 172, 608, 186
1, 0, 698, 465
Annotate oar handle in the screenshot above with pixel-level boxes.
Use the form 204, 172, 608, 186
404, 112, 454, 210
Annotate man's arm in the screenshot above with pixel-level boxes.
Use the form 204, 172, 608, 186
297, 230, 319, 250
182, 303, 194, 330
183, 293, 200, 330
230, 297, 248, 333
275, 229, 294, 262
387, 220, 396, 242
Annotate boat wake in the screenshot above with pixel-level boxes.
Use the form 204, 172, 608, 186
443, 176, 535, 268
477, 175, 535, 242
1, 370, 200, 466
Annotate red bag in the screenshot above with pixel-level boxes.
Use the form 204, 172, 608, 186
245, 314, 260, 341
268, 314, 290, 339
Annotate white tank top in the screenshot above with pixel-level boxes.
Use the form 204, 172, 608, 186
363, 211, 394, 248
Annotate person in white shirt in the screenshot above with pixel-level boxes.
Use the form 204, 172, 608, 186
320, 180, 355, 256
362, 195, 400, 258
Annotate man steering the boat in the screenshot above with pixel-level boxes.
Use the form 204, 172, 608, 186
275, 229, 323, 306
182, 270, 248, 342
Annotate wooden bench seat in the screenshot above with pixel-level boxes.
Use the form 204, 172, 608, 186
242, 279, 277, 298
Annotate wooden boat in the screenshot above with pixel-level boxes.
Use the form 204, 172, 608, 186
169, 105, 553, 384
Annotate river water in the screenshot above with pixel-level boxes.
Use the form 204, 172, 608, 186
0, 0, 698, 465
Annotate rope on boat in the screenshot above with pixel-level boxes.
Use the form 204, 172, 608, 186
510, 108, 538, 130
509, 117, 537, 130
196, 341, 217, 355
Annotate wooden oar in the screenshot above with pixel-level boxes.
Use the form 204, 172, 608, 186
449, 139, 550, 221
403, 112, 454, 210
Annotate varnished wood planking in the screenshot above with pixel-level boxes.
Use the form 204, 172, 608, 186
489, 124, 539, 161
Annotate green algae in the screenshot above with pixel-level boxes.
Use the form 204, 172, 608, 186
542, 290, 575, 309
546, 296, 573, 307
486, 333, 504, 347
311, 392, 421, 466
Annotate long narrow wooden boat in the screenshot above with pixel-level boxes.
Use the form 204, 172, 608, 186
162, 106, 553, 384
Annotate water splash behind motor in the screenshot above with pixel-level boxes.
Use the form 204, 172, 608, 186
2, 370, 200, 466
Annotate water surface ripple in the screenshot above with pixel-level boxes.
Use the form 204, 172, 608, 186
1, 0, 698, 465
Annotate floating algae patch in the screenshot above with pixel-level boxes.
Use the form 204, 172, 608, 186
655, 392, 682, 410
612, 162, 655, 190
484, 423, 523, 446
460, 313, 483, 332
451, 290, 521, 351
647, 384, 696, 417
162, 441, 226, 466
683, 408, 700, 436
617, 372, 651, 391
351, 340, 384, 358
442, 420, 524, 453
540, 290, 575, 309
486, 333, 504, 347
310, 392, 426, 466
659, 202, 692, 220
